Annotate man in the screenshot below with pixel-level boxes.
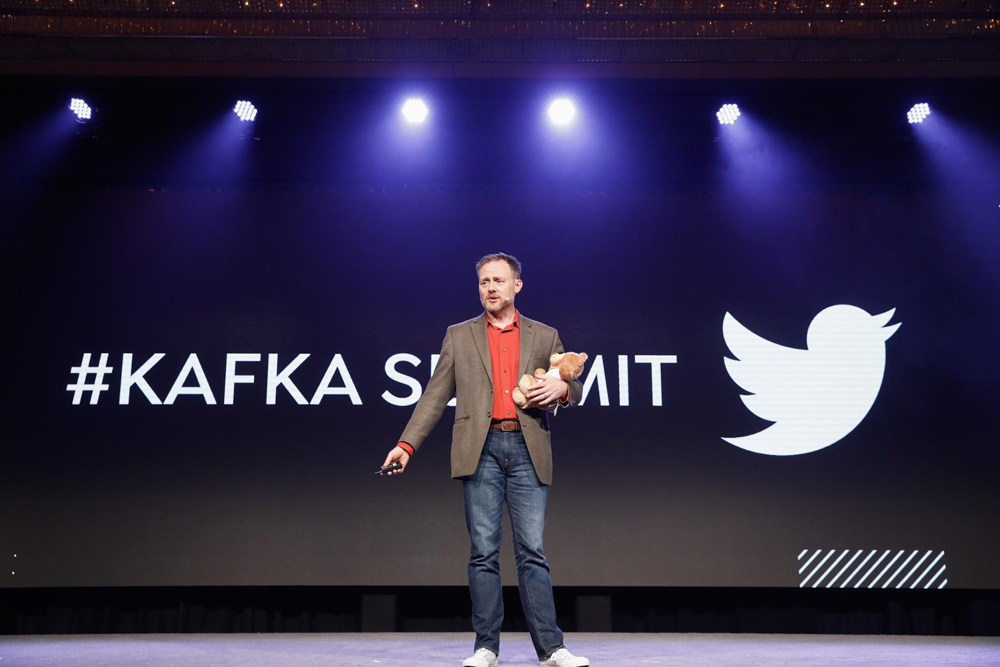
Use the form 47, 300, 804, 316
381, 253, 589, 667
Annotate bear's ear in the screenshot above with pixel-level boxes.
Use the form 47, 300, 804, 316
579, 353, 588, 362
550, 353, 563, 364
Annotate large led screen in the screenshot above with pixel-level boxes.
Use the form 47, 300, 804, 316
4, 186, 998, 589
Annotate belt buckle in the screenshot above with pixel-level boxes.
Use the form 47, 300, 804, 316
502, 420, 517, 431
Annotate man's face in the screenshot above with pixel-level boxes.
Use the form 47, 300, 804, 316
478, 260, 522, 316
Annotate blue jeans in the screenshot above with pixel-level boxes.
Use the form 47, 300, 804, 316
462, 428, 565, 661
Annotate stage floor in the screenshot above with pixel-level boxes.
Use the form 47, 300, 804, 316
1, 632, 998, 666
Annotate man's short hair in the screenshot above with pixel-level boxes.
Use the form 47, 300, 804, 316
476, 252, 522, 282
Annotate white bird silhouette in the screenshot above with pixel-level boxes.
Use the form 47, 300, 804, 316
722, 305, 900, 456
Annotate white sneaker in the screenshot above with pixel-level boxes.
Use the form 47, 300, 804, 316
539, 647, 589, 667
462, 647, 499, 667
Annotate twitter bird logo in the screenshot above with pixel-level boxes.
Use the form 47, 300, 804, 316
722, 305, 900, 456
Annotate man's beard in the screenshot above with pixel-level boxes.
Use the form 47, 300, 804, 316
484, 296, 504, 311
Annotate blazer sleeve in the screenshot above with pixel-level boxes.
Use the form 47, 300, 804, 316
551, 329, 583, 408
397, 327, 457, 453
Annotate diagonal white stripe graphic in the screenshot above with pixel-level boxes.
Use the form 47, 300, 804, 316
813, 550, 849, 588
799, 549, 822, 575
794, 549, 949, 590
856, 550, 891, 588
882, 550, 919, 588
868, 550, 904, 588
896, 550, 932, 589
911, 552, 944, 589
841, 550, 877, 588
828, 550, 863, 588
925, 565, 946, 589
801, 550, 835, 588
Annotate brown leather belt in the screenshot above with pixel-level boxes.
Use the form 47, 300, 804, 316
489, 419, 521, 431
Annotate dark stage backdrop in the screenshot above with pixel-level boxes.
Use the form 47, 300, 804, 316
2, 186, 998, 590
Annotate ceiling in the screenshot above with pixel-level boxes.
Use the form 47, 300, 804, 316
2, 0, 998, 77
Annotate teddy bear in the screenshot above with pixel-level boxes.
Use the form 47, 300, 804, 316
511, 352, 588, 413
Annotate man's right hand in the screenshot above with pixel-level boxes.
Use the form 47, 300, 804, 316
381, 446, 411, 476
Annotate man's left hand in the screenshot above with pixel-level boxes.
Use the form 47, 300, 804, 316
525, 377, 569, 410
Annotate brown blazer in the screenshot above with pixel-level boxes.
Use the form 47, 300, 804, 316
398, 311, 583, 486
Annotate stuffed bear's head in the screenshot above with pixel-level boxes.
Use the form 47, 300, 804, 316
549, 352, 588, 381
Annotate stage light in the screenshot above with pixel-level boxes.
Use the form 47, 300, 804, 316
233, 100, 258, 122
69, 98, 93, 122
547, 98, 576, 126
401, 98, 429, 124
717, 104, 741, 125
907, 103, 931, 124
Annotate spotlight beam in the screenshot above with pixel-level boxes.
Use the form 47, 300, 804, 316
402, 98, 429, 124
717, 104, 741, 125
907, 103, 931, 124
233, 100, 258, 122
547, 98, 576, 126
69, 98, 93, 122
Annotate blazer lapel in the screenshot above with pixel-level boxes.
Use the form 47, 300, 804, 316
518, 315, 536, 377
471, 314, 493, 385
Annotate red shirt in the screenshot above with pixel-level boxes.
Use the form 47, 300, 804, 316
484, 308, 569, 413
487, 308, 522, 421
